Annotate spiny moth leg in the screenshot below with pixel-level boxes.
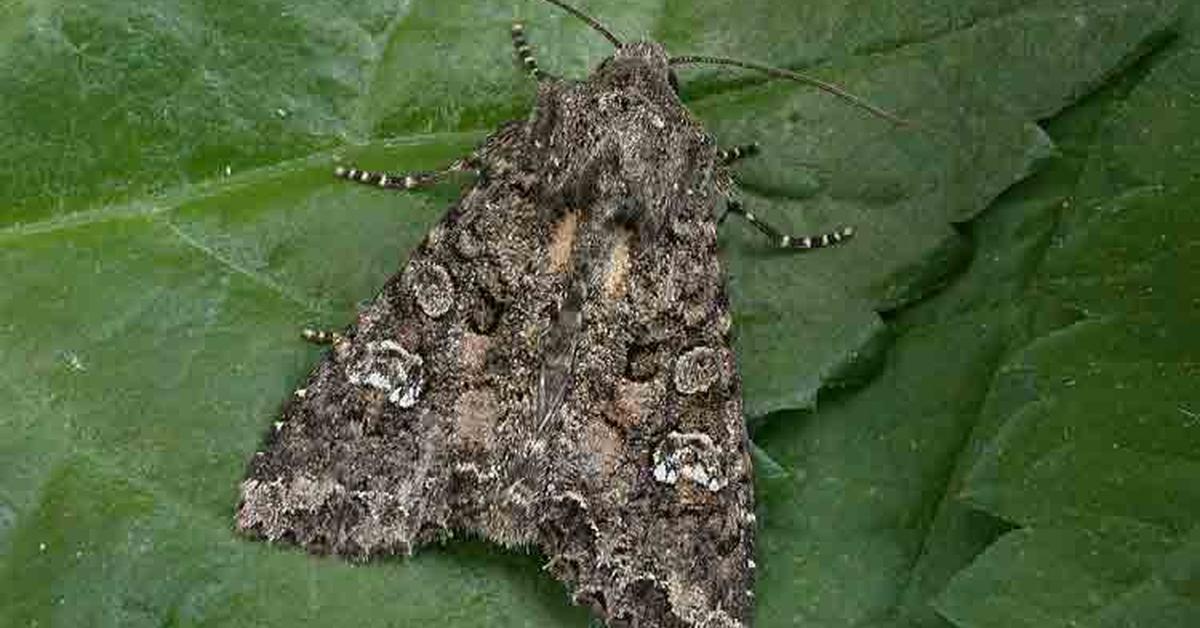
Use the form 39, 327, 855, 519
333, 158, 476, 191
719, 142, 855, 251
511, 22, 546, 81
723, 199, 854, 250
719, 143, 760, 165
300, 328, 344, 345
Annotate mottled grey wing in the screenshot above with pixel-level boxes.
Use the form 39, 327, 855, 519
235, 138, 560, 554
530, 204, 756, 627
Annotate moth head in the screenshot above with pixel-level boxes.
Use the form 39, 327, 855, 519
534, 2, 679, 96
595, 42, 679, 97
537, 0, 906, 125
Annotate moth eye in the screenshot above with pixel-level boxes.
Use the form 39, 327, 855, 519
668, 69, 680, 95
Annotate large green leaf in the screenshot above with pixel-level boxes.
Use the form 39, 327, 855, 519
751, 9, 1200, 623
933, 4, 1200, 619
0, 0, 1184, 626
741, 3, 1200, 627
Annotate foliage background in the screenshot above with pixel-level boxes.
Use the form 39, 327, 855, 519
1, 0, 1195, 626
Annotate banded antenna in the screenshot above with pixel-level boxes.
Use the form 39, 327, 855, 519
537, 2, 903, 125
670, 55, 908, 126
540, 0, 622, 47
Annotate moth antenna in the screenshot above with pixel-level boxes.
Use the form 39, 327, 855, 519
539, 0, 622, 47
669, 54, 909, 126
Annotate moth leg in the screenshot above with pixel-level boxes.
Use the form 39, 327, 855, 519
722, 199, 854, 250
300, 328, 344, 345
333, 158, 476, 191
719, 143, 760, 165
511, 22, 547, 81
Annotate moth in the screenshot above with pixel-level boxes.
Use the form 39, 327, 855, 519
236, 1, 900, 625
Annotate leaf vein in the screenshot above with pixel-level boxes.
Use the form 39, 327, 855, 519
158, 217, 325, 315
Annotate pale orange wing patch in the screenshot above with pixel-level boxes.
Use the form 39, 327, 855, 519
602, 228, 632, 299
546, 211, 579, 272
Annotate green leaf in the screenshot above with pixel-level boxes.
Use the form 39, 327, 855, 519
0, 0, 1184, 626
931, 5, 1200, 627
936, 187, 1200, 627
746, 3, 1200, 626
937, 523, 1200, 628
700, 0, 1176, 414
